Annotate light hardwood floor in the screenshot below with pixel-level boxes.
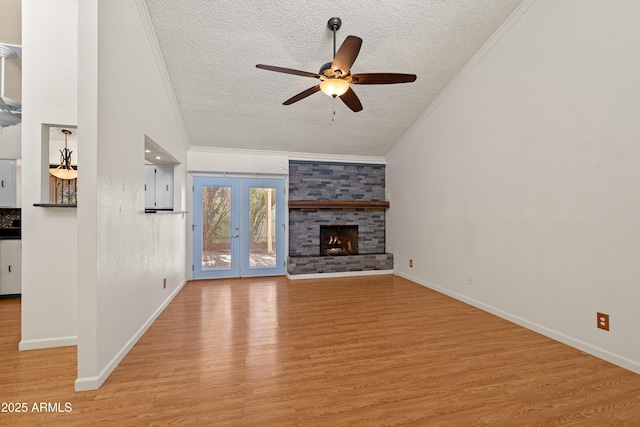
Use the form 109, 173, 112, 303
1, 275, 639, 426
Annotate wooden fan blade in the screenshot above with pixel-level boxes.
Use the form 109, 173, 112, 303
351, 73, 417, 84
256, 64, 320, 78
339, 87, 363, 112
283, 85, 321, 105
331, 36, 362, 76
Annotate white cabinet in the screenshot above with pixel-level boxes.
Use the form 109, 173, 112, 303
0, 240, 21, 295
0, 159, 16, 208
156, 165, 174, 209
144, 164, 156, 209
144, 164, 174, 210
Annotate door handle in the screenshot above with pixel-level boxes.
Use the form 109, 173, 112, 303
232, 234, 239, 238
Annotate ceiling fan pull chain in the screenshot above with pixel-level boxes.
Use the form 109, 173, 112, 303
332, 97, 336, 122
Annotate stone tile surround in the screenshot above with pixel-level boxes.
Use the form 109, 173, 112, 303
289, 210, 385, 256
289, 161, 386, 201
288, 160, 392, 275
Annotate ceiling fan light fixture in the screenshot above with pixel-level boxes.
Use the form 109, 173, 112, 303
255, 17, 415, 112
320, 78, 349, 97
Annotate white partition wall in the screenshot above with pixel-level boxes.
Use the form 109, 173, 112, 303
75, 0, 189, 390
21, 0, 79, 350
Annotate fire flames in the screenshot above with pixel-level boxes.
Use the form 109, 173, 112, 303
328, 235, 341, 245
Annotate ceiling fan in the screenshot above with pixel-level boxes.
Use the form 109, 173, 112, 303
256, 17, 416, 112
0, 43, 22, 128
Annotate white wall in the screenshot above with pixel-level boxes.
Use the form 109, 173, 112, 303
188, 148, 289, 175
21, 0, 79, 350
387, 0, 640, 374
187, 147, 387, 175
75, 0, 189, 390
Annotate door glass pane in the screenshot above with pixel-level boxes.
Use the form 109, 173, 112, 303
201, 185, 232, 270
248, 187, 277, 268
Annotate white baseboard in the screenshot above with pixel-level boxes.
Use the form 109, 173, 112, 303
397, 272, 640, 375
73, 375, 99, 392
287, 269, 394, 280
19, 336, 77, 351
74, 278, 188, 391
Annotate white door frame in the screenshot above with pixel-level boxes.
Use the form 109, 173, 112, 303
188, 172, 288, 280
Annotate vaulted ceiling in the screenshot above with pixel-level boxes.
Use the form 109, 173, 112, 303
144, 1, 525, 157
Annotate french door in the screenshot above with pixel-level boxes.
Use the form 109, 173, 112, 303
193, 176, 285, 278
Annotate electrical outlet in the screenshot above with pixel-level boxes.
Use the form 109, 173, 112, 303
163, 278, 167, 289
409, 259, 413, 268
468, 274, 473, 286
597, 312, 609, 331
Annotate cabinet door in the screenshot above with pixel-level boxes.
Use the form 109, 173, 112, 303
144, 164, 156, 209
0, 240, 21, 295
0, 160, 16, 208
156, 165, 174, 210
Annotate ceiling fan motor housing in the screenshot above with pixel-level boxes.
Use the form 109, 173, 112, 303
319, 62, 333, 75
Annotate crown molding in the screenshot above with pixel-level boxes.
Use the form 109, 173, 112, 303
188, 145, 386, 164
135, 0, 191, 150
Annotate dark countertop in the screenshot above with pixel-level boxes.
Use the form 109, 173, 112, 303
33, 203, 77, 208
0, 228, 21, 239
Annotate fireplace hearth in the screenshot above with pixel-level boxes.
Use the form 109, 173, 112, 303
320, 225, 358, 256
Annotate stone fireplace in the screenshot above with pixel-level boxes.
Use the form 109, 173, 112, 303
320, 225, 358, 256
287, 161, 394, 275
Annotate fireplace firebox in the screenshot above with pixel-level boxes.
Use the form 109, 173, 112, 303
320, 225, 358, 256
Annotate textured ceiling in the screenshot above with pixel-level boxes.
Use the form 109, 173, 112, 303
144, 0, 525, 157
